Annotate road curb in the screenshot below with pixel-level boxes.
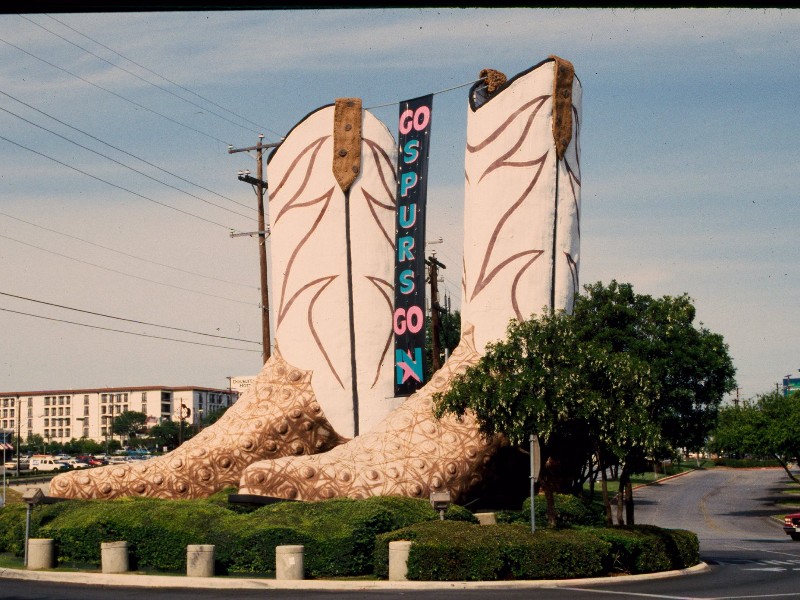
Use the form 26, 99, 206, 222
0, 562, 710, 590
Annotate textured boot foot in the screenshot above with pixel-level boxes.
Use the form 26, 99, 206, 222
238, 324, 501, 502
50, 348, 344, 499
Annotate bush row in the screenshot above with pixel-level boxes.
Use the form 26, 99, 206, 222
712, 458, 782, 468
0, 491, 475, 577
0, 492, 698, 580
374, 521, 699, 580
495, 493, 607, 527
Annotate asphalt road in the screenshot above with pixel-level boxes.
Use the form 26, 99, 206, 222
2, 467, 799, 599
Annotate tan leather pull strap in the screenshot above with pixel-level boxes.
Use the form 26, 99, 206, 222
479, 68, 507, 94
549, 55, 575, 160
332, 98, 362, 192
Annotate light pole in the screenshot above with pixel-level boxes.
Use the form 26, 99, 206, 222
15, 396, 21, 474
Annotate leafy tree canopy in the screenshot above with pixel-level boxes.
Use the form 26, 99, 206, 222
434, 280, 735, 524
111, 410, 147, 439
710, 391, 800, 482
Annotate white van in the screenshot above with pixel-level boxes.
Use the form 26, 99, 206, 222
29, 456, 69, 472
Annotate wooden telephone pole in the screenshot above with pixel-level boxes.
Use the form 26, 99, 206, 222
426, 253, 446, 372
228, 135, 280, 363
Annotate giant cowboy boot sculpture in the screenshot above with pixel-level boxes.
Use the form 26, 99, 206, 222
50, 100, 399, 499
238, 56, 582, 503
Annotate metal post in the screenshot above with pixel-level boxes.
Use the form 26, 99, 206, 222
16, 395, 21, 474
24, 503, 31, 567
530, 433, 539, 534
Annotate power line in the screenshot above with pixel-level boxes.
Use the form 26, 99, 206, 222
0, 211, 257, 290
42, 13, 283, 140
0, 306, 260, 353
0, 134, 235, 231
0, 35, 231, 146
0, 104, 256, 221
19, 14, 268, 139
365, 78, 481, 110
0, 88, 256, 213
0, 290, 260, 345
0, 232, 258, 307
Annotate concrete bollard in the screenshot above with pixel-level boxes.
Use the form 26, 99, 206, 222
275, 544, 304, 580
186, 544, 215, 577
388, 540, 412, 581
101, 541, 129, 574
27, 538, 55, 570
475, 512, 497, 525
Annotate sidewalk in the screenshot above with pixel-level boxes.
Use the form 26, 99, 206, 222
0, 562, 709, 590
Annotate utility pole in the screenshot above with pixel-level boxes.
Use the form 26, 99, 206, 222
426, 253, 446, 372
228, 135, 280, 363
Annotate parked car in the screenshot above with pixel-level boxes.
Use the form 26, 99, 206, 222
783, 513, 800, 540
29, 456, 70, 472
63, 457, 88, 469
3, 459, 29, 471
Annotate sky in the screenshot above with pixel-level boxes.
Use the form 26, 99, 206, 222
0, 8, 798, 402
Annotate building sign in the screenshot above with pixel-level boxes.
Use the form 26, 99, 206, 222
393, 95, 433, 396
229, 376, 255, 397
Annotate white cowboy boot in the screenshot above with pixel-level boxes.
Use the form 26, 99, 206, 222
238, 57, 582, 503
50, 100, 398, 500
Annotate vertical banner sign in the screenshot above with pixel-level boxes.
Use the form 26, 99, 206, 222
393, 94, 433, 396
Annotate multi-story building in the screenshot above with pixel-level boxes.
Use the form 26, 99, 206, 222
0, 386, 237, 447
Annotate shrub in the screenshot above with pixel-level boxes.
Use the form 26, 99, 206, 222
0, 504, 27, 555
496, 493, 605, 527
375, 521, 609, 580
5, 494, 475, 577
587, 526, 699, 574
36, 498, 235, 570
713, 458, 781, 468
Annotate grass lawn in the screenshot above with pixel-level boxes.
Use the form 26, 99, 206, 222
583, 460, 714, 495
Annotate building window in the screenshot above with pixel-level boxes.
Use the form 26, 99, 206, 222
84, 406, 89, 416
44, 407, 49, 417
65, 428, 70, 438
84, 395, 89, 405
58, 407, 64, 416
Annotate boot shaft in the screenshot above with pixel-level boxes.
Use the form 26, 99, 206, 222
461, 58, 582, 353
267, 103, 401, 437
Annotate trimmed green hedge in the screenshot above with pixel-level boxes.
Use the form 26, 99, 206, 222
0, 492, 697, 580
589, 525, 699, 574
713, 458, 781, 468
374, 521, 699, 580
495, 493, 606, 528
1, 492, 475, 577
375, 521, 609, 580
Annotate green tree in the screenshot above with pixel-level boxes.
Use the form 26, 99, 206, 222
147, 419, 181, 451
571, 281, 735, 523
23, 433, 45, 454
200, 406, 229, 428
111, 410, 147, 440
710, 391, 800, 482
435, 280, 735, 526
